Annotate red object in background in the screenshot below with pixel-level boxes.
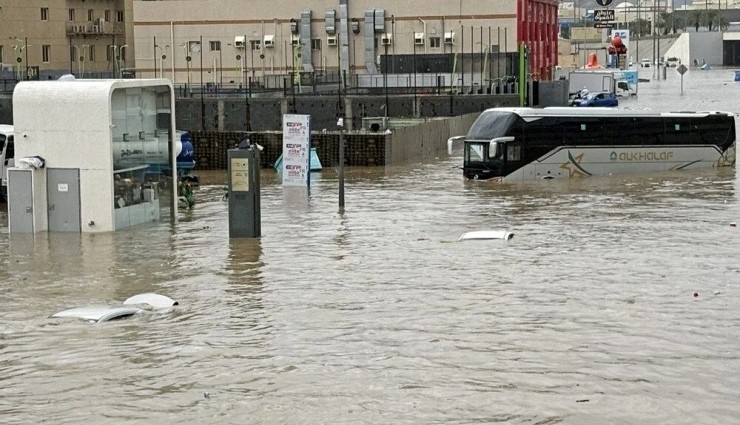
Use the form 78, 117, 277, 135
517, 0, 558, 81
584, 52, 604, 69
608, 34, 627, 55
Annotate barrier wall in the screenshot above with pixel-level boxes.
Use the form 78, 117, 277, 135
190, 113, 479, 170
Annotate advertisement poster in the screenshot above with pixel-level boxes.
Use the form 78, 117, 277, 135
281, 114, 311, 187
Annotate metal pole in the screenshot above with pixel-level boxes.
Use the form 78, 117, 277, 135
24, 37, 28, 79
337, 31, 345, 211
200, 35, 205, 130
338, 120, 345, 210
245, 34, 251, 131
154, 36, 158, 77
413, 33, 417, 116
384, 42, 389, 119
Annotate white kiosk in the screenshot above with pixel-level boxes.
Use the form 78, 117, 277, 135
8, 79, 178, 233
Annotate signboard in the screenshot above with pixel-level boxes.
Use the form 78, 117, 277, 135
230, 158, 249, 192
676, 64, 688, 75
281, 114, 311, 187
594, 23, 615, 29
594, 9, 615, 21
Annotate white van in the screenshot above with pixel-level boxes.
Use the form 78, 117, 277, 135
0, 124, 14, 201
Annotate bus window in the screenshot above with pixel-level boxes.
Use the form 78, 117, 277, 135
507, 144, 521, 161
5, 136, 13, 160
468, 144, 485, 161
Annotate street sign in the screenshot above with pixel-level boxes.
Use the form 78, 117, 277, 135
596, 0, 614, 6
594, 23, 615, 29
594, 9, 615, 21
676, 64, 688, 75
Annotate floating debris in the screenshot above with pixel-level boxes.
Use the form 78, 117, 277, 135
459, 230, 514, 241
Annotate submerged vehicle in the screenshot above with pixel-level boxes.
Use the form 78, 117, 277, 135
453, 107, 736, 181
572, 92, 618, 107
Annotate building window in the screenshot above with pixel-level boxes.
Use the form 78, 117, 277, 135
250, 40, 261, 51
209, 41, 221, 52
105, 10, 111, 22
42, 45, 51, 63
116, 10, 123, 23
70, 46, 75, 62
106, 45, 113, 61
69, 9, 75, 22
0, 46, 4, 63
89, 45, 95, 62
41, 7, 49, 21
88, 9, 93, 21
311, 39, 321, 50
430, 37, 441, 48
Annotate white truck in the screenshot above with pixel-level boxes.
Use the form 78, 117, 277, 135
0, 124, 13, 201
568, 70, 634, 99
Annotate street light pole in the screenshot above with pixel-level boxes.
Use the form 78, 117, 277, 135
120, 45, 128, 78
24, 37, 28, 79
199, 35, 205, 130
384, 42, 389, 120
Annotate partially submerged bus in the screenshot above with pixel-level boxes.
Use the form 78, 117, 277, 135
453, 107, 736, 181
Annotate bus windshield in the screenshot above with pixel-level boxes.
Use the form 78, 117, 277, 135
466, 111, 518, 140
466, 144, 485, 162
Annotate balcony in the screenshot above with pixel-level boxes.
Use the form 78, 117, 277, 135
66, 21, 124, 36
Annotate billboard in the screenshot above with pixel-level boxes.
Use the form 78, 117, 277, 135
281, 114, 311, 187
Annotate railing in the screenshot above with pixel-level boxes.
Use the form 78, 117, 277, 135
66, 22, 124, 36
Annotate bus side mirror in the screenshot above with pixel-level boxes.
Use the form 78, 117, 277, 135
489, 142, 498, 158
490, 136, 514, 158
447, 135, 466, 155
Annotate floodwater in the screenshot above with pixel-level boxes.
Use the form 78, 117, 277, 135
1, 68, 739, 424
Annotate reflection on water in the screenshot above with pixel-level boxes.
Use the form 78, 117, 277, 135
1, 69, 740, 424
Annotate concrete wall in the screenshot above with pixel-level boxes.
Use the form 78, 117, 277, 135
386, 113, 478, 164
689, 32, 724, 66
175, 93, 520, 132
191, 112, 479, 170
664, 33, 691, 67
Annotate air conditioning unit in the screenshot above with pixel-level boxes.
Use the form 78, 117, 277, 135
414, 32, 425, 45
326, 35, 337, 46
381, 33, 392, 45
234, 36, 246, 48
291, 35, 300, 47
444, 32, 455, 45
263, 35, 275, 48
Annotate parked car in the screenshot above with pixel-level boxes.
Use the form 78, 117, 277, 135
573, 92, 618, 107
640, 58, 651, 68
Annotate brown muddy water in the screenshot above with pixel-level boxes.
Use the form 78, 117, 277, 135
1, 68, 739, 424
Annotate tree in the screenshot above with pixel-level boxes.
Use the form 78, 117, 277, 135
689, 10, 703, 32
702, 10, 716, 31
657, 11, 670, 35
630, 19, 651, 38
715, 14, 730, 32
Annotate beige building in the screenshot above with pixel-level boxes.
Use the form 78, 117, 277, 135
132, 0, 522, 86
0, 0, 135, 79
0, 1, 553, 85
